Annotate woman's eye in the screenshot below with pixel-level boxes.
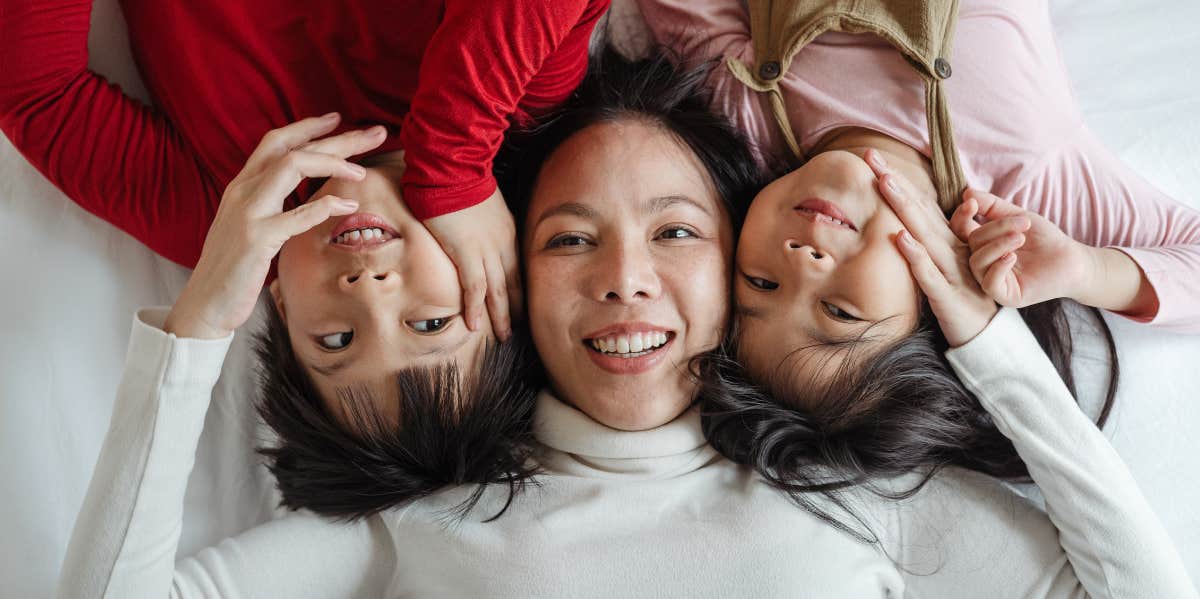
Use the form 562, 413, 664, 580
823, 302, 861, 322
743, 273, 779, 290
546, 234, 591, 249
657, 226, 698, 240
408, 317, 452, 334
318, 331, 353, 350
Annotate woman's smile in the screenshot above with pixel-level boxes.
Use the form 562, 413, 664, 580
582, 324, 676, 374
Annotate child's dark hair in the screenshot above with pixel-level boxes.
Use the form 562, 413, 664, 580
698, 298, 1119, 542
497, 45, 767, 233
254, 302, 543, 522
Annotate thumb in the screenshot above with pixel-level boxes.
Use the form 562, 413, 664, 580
965, 188, 1024, 222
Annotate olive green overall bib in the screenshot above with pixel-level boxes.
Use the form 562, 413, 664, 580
726, 0, 967, 211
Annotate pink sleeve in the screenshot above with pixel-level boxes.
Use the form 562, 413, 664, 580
0, 0, 219, 268
1011, 133, 1200, 333
635, 0, 783, 163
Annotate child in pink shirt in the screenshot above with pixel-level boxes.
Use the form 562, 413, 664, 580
638, 0, 1200, 332
639, 0, 1200, 541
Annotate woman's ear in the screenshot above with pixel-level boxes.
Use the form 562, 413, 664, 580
270, 279, 287, 325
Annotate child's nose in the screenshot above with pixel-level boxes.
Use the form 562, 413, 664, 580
785, 239, 836, 274
339, 268, 399, 291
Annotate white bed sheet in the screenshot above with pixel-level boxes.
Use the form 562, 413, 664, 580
1, 0, 1196, 596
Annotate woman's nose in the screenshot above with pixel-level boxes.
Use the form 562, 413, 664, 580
338, 268, 399, 292
595, 245, 661, 303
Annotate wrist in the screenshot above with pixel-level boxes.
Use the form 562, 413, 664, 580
164, 293, 233, 340
1072, 246, 1158, 316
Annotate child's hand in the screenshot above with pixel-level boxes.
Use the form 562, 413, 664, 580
865, 150, 998, 347
165, 114, 386, 339
422, 188, 520, 341
949, 189, 1091, 309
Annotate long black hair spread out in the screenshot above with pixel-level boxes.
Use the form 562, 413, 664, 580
699, 296, 1119, 541
255, 301, 544, 522
256, 44, 767, 523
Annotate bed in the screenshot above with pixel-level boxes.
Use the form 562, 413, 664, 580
1, 0, 1196, 595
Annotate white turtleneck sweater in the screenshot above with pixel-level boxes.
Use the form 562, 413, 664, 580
56, 308, 1196, 598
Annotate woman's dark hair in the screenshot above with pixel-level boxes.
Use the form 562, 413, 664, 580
497, 46, 767, 234
254, 302, 544, 522
699, 297, 1119, 542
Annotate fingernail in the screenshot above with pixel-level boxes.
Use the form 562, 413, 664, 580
898, 229, 912, 244
885, 177, 899, 193
869, 151, 887, 169
1004, 253, 1017, 261
321, 111, 339, 120
369, 125, 387, 136
348, 164, 366, 177
337, 198, 358, 210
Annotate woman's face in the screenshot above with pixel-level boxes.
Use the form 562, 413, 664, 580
735, 150, 929, 395
272, 158, 491, 423
523, 120, 733, 431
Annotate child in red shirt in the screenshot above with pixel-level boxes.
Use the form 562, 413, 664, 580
0, 0, 610, 475
0, 0, 610, 342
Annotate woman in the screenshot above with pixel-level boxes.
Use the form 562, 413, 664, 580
56, 50, 1194, 598
636, 0, 1200, 506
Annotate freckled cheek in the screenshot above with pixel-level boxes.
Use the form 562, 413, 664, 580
667, 249, 731, 349
524, 258, 581, 350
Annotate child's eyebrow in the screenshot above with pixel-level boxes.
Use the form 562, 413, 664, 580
736, 304, 765, 320
312, 358, 350, 377
416, 333, 471, 357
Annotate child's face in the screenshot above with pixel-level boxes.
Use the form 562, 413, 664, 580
523, 120, 734, 431
272, 160, 491, 424
735, 150, 926, 399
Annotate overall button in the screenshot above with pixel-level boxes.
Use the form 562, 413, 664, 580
758, 60, 782, 80
934, 57, 952, 79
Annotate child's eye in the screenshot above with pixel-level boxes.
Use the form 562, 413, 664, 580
822, 302, 861, 322
408, 317, 453, 334
318, 331, 353, 350
742, 272, 779, 290
656, 226, 698, 240
546, 233, 592, 249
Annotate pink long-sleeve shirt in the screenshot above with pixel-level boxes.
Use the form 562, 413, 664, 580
638, 0, 1200, 332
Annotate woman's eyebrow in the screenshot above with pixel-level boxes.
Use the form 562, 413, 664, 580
646, 194, 711, 216
534, 201, 597, 227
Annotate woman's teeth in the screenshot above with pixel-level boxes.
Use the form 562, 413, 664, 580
588, 332, 670, 357
334, 227, 390, 245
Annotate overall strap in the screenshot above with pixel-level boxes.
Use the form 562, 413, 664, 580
731, 0, 967, 211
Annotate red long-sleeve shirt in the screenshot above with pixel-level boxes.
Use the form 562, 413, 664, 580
0, 0, 608, 267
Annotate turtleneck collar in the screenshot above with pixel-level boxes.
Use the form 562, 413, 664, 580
532, 391, 716, 479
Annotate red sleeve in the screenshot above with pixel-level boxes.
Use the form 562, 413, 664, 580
0, 0, 220, 268
399, 0, 610, 220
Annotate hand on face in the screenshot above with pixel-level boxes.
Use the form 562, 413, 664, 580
165, 114, 386, 339
422, 187, 521, 342
864, 150, 998, 347
949, 189, 1092, 309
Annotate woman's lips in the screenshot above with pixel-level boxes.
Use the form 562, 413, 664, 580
794, 197, 858, 231
581, 324, 675, 375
